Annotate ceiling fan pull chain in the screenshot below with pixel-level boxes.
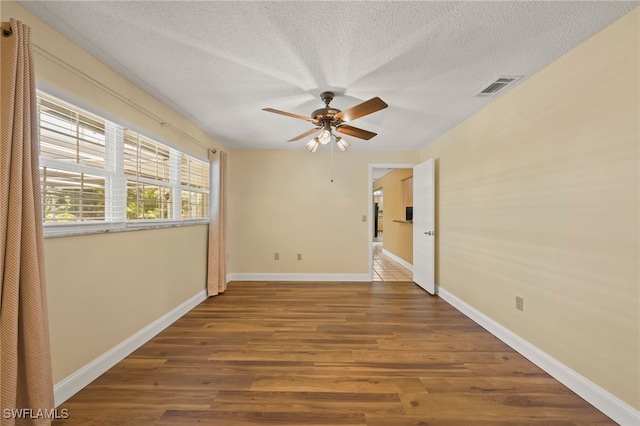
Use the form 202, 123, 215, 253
330, 133, 334, 183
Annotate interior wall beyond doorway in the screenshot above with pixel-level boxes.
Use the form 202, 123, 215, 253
373, 168, 414, 265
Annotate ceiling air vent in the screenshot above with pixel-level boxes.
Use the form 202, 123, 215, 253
475, 76, 522, 97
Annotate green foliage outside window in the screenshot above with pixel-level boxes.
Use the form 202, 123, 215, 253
126, 185, 171, 220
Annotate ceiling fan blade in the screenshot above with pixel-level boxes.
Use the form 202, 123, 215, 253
336, 124, 377, 140
334, 97, 388, 122
262, 108, 316, 123
287, 127, 320, 142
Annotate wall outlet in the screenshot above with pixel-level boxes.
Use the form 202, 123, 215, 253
516, 296, 524, 311
274, 252, 279, 261
362, 215, 367, 222
297, 253, 302, 261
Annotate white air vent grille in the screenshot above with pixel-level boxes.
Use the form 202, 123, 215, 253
476, 76, 522, 97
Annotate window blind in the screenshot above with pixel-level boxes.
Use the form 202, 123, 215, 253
36, 91, 211, 234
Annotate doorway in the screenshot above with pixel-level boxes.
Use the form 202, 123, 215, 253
370, 164, 415, 282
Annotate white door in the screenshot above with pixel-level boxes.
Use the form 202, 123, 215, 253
413, 158, 435, 294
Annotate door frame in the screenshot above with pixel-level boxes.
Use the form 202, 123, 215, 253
368, 163, 417, 281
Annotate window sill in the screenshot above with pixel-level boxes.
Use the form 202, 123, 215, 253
43, 219, 209, 238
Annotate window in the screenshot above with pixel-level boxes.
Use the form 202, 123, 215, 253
41, 168, 106, 223
39, 96, 106, 169
37, 92, 210, 235
124, 130, 174, 220
181, 155, 210, 219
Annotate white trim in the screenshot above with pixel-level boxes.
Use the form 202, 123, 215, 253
227, 273, 371, 282
381, 248, 413, 272
438, 287, 640, 426
39, 157, 110, 178
53, 289, 207, 406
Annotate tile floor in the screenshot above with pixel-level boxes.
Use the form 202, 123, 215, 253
372, 243, 413, 282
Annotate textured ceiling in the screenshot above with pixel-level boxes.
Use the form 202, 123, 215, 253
19, 1, 638, 151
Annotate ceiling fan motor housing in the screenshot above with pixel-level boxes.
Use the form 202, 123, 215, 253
313, 92, 342, 125
311, 108, 342, 124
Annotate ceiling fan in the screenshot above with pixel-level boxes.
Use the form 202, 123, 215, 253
263, 92, 388, 152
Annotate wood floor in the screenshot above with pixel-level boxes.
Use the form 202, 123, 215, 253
54, 281, 614, 425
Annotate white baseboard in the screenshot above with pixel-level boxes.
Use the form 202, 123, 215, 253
438, 287, 640, 426
227, 273, 371, 282
381, 248, 413, 271
53, 289, 208, 406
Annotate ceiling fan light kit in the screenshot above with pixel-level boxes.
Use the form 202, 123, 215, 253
306, 137, 320, 153
336, 136, 349, 152
263, 91, 388, 153
318, 128, 332, 145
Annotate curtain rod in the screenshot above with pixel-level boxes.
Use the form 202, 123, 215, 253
31, 44, 222, 154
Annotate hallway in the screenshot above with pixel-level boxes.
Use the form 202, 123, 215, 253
372, 243, 412, 282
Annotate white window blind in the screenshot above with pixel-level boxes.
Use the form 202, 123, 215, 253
39, 96, 106, 169
41, 167, 106, 223
181, 155, 210, 219
124, 130, 175, 220
124, 130, 171, 182
36, 91, 211, 235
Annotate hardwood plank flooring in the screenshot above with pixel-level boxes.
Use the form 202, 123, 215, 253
54, 281, 614, 425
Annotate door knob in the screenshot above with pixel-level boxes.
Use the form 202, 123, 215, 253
424, 231, 434, 236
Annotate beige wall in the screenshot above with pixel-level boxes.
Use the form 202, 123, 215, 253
421, 9, 639, 409
373, 168, 414, 264
2, 1, 225, 384
229, 150, 419, 275
45, 226, 208, 381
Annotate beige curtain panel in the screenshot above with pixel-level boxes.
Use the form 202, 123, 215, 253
207, 149, 227, 296
1, 20, 55, 424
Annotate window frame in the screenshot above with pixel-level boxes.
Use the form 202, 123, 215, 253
37, 91, 211, 238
